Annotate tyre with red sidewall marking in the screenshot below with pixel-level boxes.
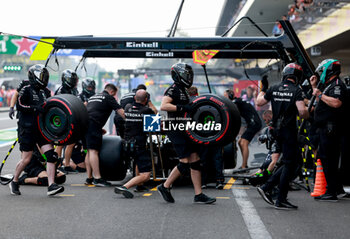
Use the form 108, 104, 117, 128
38, 94, 88, 145
185, 94, 241, 146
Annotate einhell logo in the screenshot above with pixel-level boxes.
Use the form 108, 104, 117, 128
146, 52, 174, 57
126, 42, 159, 48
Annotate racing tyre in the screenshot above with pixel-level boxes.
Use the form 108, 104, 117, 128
185, 94, 241, 146
99, 135, 126, 181
38, 94, 88, 145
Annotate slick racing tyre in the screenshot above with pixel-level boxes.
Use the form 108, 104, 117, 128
38, 94, 88, 145
99, 135, 126, 181
184, 94, 241, 146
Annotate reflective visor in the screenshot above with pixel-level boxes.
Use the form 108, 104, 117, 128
180, 68, 193, 84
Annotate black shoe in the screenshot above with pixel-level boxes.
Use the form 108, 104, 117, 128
257, 187, 274, 205
75, 166, 86, 173
64, 166, 79, 174
115, 186, 134, 198
58, 166, 67, 174
18, 174, 28, 185
157, 184, 175, 203
9, 181, 21, 195
134, 185, 149, 192
216, 181, 224, 190
314, 193, 338, 202
275, 200, 298, 210
194, 193, 216, 204
85, 177, 94, 185
93, 178, 111, 187
47, 183, 64, 196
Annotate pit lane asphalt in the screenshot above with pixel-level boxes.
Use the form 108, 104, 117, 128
0, 111, 349, 239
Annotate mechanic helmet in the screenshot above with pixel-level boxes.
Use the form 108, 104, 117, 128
171, 62, 194, 88
315, 59, 341, 84
61, 69, 79, 89
282, 63, 303, 85
82, 77, 96, 97
28, 64, 49, 89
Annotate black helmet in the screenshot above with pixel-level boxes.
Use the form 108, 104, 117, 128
28, 64, 49, 89
315, 59, 341, 84
82, 78, 96, 97
61, 69, 79, 89
282, 63, 303, 85
171, 62, 194, 88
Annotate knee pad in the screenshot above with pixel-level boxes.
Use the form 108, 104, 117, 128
43, 149, 58, 163
37, 177, 48, 186
177, 162, 190, 175
55, 175, 66, 185
190, 160, 201, 171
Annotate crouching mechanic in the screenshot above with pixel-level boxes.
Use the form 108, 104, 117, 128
157, 62, 216, 204
114, 89, 155, 198
256, 63, 308, 210
19, 146, 66, 186
10, 64, 64, 196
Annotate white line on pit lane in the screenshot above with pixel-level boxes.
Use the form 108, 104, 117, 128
0, 127, 17, 148
0, 127, 17, 134
231, 189, 272, 239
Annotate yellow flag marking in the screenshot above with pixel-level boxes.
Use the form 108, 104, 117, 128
30, 38, 55, 61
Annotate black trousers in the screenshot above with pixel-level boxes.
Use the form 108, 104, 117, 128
261, 127, 298, 202
317, 127, 342, 195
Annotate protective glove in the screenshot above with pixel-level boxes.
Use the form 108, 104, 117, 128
9, 107, 15, 119
177, 104, 192, 113
261, 75, 269, 92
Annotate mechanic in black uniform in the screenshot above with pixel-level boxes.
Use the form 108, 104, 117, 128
115, 84, 157, 138
65, 78, 97, 173
79, 78, 96, 105
85, 84, 125, 186
157, 62, 216, 204
55, 69, 80, 173
18, 146, 66, 186
256, 63, 309, 210
310, 59, 348, 201
114, 89, 155, 198
249, 110, 278, 187
10, 64, 64, 196
223, 89, 262, 169
8, 79, 30, 119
